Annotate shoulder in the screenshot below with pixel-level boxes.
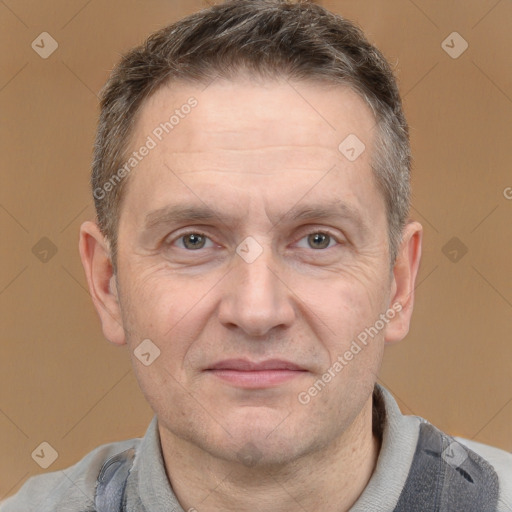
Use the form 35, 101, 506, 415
370, 386, 511, 511
0, 437, 141, 512
455, 436, 512, 512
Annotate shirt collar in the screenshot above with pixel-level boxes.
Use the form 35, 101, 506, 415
128, 415, 183, 511
130, 384, 421, 511
350, 383, 422, 511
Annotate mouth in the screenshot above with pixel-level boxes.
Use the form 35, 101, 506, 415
204, 358, 308, 388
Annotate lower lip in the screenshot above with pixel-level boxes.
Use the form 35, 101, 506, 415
207, 369, 306, 388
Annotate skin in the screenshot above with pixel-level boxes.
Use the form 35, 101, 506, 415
80, 76, 422, 512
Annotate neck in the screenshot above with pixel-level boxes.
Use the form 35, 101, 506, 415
159, 396, 380, 512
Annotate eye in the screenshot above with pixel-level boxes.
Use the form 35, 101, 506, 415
166, 230, 342, 252
296, 231, 340, 250
173, 232, 215, 250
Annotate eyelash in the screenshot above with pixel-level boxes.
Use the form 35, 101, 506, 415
166, 229, 343, 251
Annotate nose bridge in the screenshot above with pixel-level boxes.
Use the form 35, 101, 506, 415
218, 236, 295, 336
238, 239, 277, 299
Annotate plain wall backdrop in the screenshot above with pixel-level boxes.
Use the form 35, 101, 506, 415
1, 0, 511, 500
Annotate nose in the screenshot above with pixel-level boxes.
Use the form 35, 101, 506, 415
217, 242, 296, 338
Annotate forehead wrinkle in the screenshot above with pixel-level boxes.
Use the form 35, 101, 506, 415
167, 147, 340, 176
176, 169, 326, 176
166, 144, 339, 153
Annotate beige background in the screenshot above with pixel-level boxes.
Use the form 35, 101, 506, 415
1, 0, 511, 500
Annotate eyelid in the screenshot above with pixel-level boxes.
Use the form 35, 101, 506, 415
295, 226, 344, 240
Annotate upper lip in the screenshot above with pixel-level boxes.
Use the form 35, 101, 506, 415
206, 358, 306, 371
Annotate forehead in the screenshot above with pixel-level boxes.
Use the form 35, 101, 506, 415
120, 77, 382, 230
135, 76, 376, 157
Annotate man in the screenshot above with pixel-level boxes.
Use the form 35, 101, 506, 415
2, 0, 511, 510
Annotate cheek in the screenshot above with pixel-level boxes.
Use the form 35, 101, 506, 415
118, 272, 208, 417
303, 271, 386, 341
118, 267, 220, 373
299, 282, 384, 415
120, 266, 199, 329
298, 271, 388, 394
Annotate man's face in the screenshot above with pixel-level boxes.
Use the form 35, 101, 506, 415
114, 77, 395, 465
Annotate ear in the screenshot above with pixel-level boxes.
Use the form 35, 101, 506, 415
79, 220, 126, 346
384, 220, 423, 344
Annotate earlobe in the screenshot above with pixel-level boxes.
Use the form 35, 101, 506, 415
79, 221, 126, 346
384, 220, 423, 344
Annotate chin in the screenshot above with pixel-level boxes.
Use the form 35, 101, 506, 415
209, 417, 313, 468
226, 435, 306, 469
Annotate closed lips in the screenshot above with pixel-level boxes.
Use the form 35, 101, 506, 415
206, 359, 306, 371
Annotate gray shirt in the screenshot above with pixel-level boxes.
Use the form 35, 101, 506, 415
2, 385, 511, 511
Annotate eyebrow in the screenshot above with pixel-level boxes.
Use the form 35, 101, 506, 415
143, 200, 368, 235
144, 204, 224, 230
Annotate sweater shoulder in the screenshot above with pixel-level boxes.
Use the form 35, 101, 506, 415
455, 436, 512, 511
0, 437, 141, 512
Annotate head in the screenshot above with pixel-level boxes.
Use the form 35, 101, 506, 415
80, 0, 422, 467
